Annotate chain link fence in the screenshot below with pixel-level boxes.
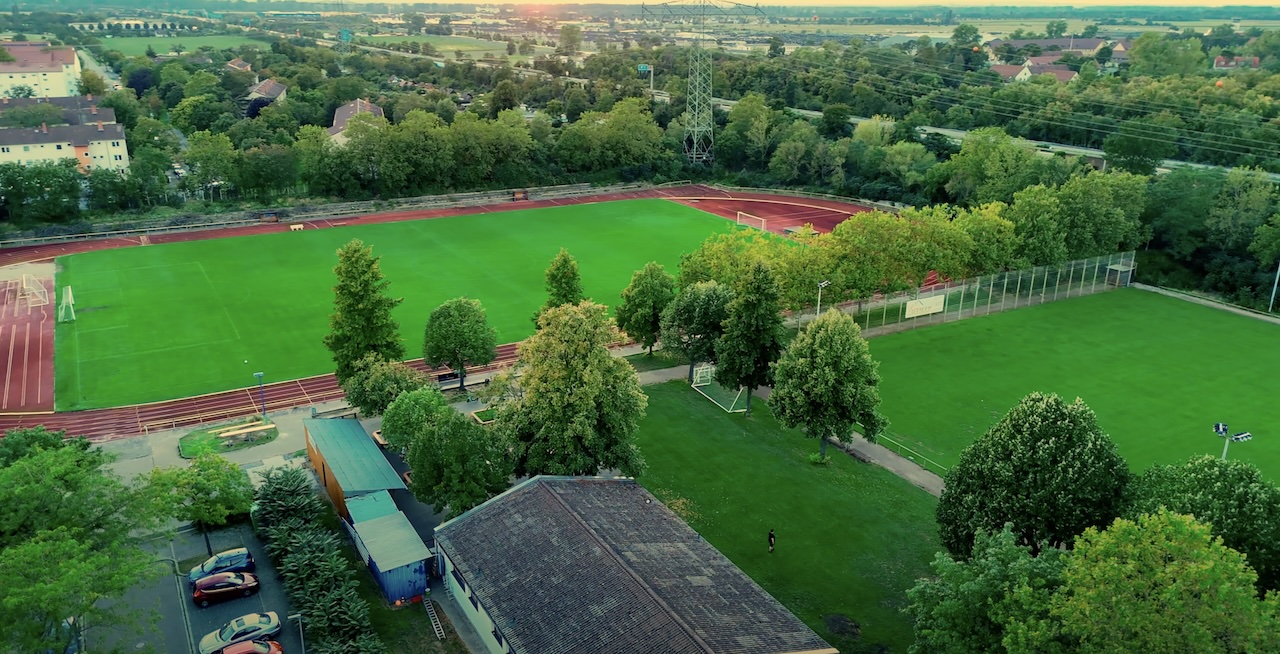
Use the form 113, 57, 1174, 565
832, 251, 1138, 339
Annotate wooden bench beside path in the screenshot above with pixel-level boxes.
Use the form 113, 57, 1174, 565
217, 422, 273, 440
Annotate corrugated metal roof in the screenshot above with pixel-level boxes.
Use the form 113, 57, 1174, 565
347, 490, 399, 524
304, 419, 405, 494
354, 512, 432, 571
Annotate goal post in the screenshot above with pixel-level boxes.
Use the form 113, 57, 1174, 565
58, 285, 75, 322
690, 363, 748, 413
736, 211, 767, 232
18, 274, 48, 307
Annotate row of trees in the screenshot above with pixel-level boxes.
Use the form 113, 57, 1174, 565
912, 391, 1280, 652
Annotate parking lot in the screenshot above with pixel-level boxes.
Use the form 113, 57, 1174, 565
92, 524, 303, 654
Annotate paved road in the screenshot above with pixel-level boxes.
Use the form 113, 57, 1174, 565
78, 49, 121, 89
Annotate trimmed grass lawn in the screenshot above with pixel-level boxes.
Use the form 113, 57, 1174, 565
636, 382, 939, 653
100, 35, 265, 57
624, 348, 690, 372
870, 289, 1280, 480
55, 199, 733, 410
178, 418, 278, 458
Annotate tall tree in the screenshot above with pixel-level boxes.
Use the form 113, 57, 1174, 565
380, 387, 451, 455
340, 353, 424, 417
537, 247, 584, 321
406, 409, 512, 518
659, 280, 734, 382
323, 239, 405, 385
615, 262, 675, 355
1128, 455, 1280, 591
148, 453, 255, 555
770, 310, 887, 457
906, 527, 1067, 654
500, 301, 647, 477
936, 392, 1131, 558
1103, 117, 1179, 176
715, 261, 785, 416
423, 297, 497, 391
1047, 510, 1273, 652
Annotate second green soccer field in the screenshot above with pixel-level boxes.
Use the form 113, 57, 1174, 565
55, 199, 733, 410
870, 289, 1280, 480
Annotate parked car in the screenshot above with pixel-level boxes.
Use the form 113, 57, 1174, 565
188, 547, 256, 585
197, 612, 282, 654
222, 641, 283, 654
192, 572, 260, 608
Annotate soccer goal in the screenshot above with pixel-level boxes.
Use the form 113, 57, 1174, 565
736, 211, 767, 232
58, 285, 75, 323
690, 363, 748, 413
18, 274, 48, 307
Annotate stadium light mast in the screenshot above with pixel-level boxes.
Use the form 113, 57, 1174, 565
1213, 422, 1253, 460
254, 371, 267, 420
641, 0, 766, 165
816, 280, 830, 318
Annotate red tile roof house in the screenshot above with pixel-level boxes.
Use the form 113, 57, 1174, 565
434, 476, 838, 654
327, 98, 384, 145
1213, 55, 1261, 70
246, 78, 287, 103
989, 63, 1079, 83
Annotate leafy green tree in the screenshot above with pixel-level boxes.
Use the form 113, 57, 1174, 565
254, 466, 324, 531
1146, 168, 1223, 262
0, 426, 86, 467
1128, 455, 1280, 591
767, 36, 784, 58
1250, 213, 1280, 274
1048, 510, 1273, 652
616, 262, 675, 355
1005, 185, 1068, 266
955, 203, 1021, 274
323, 239, 405, 385
537, 247, 584, 320
0, 443, 165, 652
1, 103, 63, 128
820, 103, 853, 138
78, 70, 108, 96
340, 353, 424, 417
500, 301, 647, 477
183, 130, 240, 194
1207, 167, 1276, 253
1053, 170, 1148, 259
406, 409, 512, 517
936, 392, 1131, 558
906, 527, 1067, 654
488, 79, 521, 118
1045, 20, 1068, 38
381, 386, 451, 455
659, 280, 734, 382
130, 116, 182, 153
564, 87, 589, 122
423, 297, 497, 391
715, 261, 785, 417
558, 24, 583, 54
770, 310, 887, 456
149, 453, 255, 555
1103, 117, 1179, 175
1128, 32, 1207, 76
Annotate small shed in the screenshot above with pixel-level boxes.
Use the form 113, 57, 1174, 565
346, 490, 399, 524
304, 418, 405, 519
351, 511, 432, 604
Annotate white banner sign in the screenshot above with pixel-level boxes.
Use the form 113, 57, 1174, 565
904, 295, 946, 318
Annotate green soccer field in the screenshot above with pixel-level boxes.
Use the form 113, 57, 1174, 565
870, 289, 1280, 480
100, 35, 265, 57
635, 382, 939, 653
55, 199, 733, 410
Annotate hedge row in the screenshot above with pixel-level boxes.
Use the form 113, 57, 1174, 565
254, 466, 385, 654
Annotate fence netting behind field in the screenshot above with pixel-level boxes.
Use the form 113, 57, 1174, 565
836, 252, 1136, 338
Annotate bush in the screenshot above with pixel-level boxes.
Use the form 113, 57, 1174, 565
808, 453, 831, 465
254, 467, 385, 652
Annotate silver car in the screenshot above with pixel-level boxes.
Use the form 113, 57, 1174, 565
197, 612, 281, 654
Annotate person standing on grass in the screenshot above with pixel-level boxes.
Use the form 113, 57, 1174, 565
769, 529, 776, 553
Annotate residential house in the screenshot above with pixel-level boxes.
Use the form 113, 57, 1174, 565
245, 78, 287, 106
327, 98, 384, 145
0, 121, 128, 172
1213, 55, 1261, 70
0, 42, 83, 98
989, 62, 1078, 83
226, 57, 252, 74
434, 476, 838, 654
986, 37, 1107, 61
0, 95, 116, 126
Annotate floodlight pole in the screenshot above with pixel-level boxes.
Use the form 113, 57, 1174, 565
288, 613, 305, 654
1222, 436, 1233, 461
254, 371, 266, 420
816, 280, 830, 320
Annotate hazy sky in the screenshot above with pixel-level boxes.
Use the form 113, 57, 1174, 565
402, 1, 1280, 6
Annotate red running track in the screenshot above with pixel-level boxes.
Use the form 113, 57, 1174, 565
0, 185, 876, 441
0, 276, 54, 413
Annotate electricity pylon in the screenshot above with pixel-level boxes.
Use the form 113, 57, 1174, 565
641, 0, 766, 165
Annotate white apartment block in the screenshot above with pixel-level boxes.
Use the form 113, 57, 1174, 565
0, 42, 83, 98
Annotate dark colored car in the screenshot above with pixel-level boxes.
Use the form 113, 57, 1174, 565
192, 572, 260, 608
188, 547, 256, 585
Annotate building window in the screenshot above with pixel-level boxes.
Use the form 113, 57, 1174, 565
56, 144, 62, 150
1, 147, 7, 153
113, 155, 122, 161
450, 566, 466, 591
111, 141, 119, 147
469, 593, 479, 610
22, 146, 28, 152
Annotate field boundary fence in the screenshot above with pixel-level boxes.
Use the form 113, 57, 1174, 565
873, 433, 951, 476
0, 182, 651, 250
814, 251, 1138, 338
708, 185, 904, 214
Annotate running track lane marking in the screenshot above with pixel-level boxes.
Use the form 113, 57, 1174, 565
296, 379, 313, 406
20, 322, 29, 407
36, 308, 45, 406
3, 325, 13, 410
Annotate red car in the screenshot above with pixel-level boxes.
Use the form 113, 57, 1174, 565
191, 572, 260, 608
222, 641, 283, 654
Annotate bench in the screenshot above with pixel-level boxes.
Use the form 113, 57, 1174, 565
370, 429, 388, 447
289, 224, 304, 232
783, 226, 801, 236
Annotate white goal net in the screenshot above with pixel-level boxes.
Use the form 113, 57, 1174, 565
736, 211, 767, 232
18, 274, 48, 307
58, 286, 76, 322
690, 364, 747, 413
